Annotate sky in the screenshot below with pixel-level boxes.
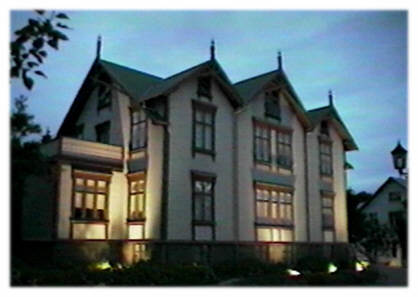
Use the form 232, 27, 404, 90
10, 10, 407, 193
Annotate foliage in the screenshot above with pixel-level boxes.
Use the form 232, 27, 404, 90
357, 216, 397, 263
294, 255, 330, 274
346, 189, 373, 243
11, 95, 42, 142
10, 10, 71, 90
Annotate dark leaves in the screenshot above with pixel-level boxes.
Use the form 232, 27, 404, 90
32, 37, 44, 49
10, 10, 70, 90
47, 38, 58, 49
22, 71, 34, 90
56, 13, 69, 19
34, 70, 47, 78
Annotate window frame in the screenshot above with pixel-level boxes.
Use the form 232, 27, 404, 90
253, 121, 272, 165
97, 84, 112, 111
197, 76, 212, 100
191, 171, 216, 241
192, 100, 217, 158
71, 170, 111, 222
276, 130, 293, 170
264, 90, 281, 120
319, 138, 333, 177
130, 108, 147, 150
127, 172, 147, 222
95, 121, 111, 144
254, 183, 294, 228
389, 192, 401, 202
321, 191, 335, 241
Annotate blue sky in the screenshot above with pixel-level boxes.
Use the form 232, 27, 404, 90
10, 10, 407, 193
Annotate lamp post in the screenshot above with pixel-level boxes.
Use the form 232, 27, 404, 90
391, 141, 407, 178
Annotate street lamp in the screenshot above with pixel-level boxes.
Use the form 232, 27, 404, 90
391, 141, 407, 177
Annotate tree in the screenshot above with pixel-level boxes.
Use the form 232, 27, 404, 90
10, 10, 71, 90
346, 189, 372, 243
11, 96, 45, 245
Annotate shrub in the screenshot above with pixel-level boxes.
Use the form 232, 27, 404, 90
295, 255, 330, 274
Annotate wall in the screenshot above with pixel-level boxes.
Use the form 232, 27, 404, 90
363, 181, 406, 225
167, 75, 235, 241
75, 85, 123, 146
236, 88, 308, 242
306, 123, 349, 242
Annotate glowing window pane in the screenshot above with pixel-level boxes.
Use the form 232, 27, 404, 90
85, 193, 94, 209
74, 192, 83, 207
97, 194, 105, 210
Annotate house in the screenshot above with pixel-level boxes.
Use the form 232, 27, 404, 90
21, 39, 358, 264
361, 176, 407, 266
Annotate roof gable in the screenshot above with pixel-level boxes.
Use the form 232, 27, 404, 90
234, 69, 310, 128
361, 177, 407, 210
307, 105, 358, 151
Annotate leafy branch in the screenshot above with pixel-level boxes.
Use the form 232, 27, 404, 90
10, 10, 71, 90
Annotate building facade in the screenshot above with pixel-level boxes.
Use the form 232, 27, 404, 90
23, 42, 358, 248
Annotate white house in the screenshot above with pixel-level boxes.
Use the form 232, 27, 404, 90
22, 40, 358, 263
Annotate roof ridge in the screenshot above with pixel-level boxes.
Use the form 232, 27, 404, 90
233, 69, 277, 85
307, 105, 331, 113
100, 59, 163, 80
163, 60, 211, 80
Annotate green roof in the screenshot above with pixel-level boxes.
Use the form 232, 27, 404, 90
307, 105, 358, 151
99, 59, 163, 100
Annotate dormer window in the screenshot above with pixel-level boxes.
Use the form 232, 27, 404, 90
265, 90, 280, 120
320, 121, 329, 136
197, 76, 212, 99
97, 73, 112, 110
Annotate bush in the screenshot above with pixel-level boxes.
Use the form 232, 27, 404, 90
295, 256, 330, 274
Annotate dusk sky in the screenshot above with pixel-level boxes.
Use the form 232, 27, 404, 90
10, 10, 407, 193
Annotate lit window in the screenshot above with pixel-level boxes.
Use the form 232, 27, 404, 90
255, 185, 293, 226
72, 171, 110, 221
131, 109, 147, 149
128, 173, 146, 221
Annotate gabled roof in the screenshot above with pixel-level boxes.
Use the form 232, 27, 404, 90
234, 69, 310, 127
307, 105, 358, 151
361, 176, 407, 210
99, 59, 163, 100
139, 59, 242, 108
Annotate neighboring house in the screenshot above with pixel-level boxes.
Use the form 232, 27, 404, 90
21, 40, 358, 263
361, 176, 407, 266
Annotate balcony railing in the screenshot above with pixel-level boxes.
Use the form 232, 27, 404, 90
41, 137, 124, 169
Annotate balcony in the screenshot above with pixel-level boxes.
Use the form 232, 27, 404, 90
41, 137, 124, 171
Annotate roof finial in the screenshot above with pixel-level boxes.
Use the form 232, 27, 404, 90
328, 89, 333, 106
278, 51, 282, 71
96, 35, 102, 59
210, 39, 215, 60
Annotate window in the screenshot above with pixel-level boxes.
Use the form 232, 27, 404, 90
72, 171, 110, 221
319, 141, 333, 176
277, 131, 292, 169
197, 76, 212, 99
264, 90, 280, 120
97, 73, 112, 110
127, 172, 146, 221
96, 121, 111, 144
191, 172, 216, 240
389, 211, 403, 228
256, 227, 293, 242
389, 192, 401, 201
131, 109, 147, 149
320, 121, 329, 136
192, 100, 216, 156
254, 122, 271, 164
74, 124, 84, 140
255, 184, 293, 226
321, 192, 335, 241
